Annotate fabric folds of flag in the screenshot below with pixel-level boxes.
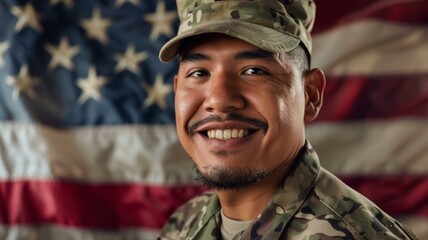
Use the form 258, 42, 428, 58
308, 0, 428, 238
0, 0, 426, 239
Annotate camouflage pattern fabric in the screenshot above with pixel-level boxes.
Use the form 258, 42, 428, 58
158, 141, 418, 240
159, 0, 315, 62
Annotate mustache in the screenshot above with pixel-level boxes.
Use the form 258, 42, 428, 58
187, 114, 268, 135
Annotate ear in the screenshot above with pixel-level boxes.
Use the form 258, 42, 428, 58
173, 74, 178, 93
303, 68, 326, 123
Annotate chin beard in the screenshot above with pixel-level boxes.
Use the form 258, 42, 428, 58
193, 163, 270, 191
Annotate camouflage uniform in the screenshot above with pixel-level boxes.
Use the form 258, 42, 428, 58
159, 142, 417, 240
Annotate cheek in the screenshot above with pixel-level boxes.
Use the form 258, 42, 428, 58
260, 94, 306, 167
174, 91, 193, 152
175, 92, 192, 130
263, 89, 306, 140
278, 97, 304, 124
174, 92, 188, 123
174, 88, 203, 134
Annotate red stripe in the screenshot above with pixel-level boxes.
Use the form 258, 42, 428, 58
313, 0, 428, 34
1, 177, 427, 229
314, 74, 428, 122
340, 175, 428, 217
0, 181, 206, 229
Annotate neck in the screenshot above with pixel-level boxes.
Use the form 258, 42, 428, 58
216, 158, 293, 221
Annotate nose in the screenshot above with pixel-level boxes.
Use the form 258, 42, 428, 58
203, 71, 245, 113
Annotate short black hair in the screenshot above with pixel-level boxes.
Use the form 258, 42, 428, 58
280, 43, 310, 78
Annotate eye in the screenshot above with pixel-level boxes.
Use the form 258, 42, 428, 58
243, 67, 267, 75
187, 69, 209, 78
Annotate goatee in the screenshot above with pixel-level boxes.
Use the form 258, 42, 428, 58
193, 163, 270, 191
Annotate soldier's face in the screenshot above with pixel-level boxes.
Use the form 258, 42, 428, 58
174, 35, 314, 190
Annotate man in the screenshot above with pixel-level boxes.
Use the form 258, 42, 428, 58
158, 0, 418, 239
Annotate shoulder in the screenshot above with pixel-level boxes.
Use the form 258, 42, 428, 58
159, 192, 214, 240
291, 167, 417, 239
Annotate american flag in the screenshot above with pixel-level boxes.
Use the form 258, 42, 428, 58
0, 0, 426, 239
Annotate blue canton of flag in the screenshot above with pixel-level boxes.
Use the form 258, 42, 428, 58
0, 0, 179, 126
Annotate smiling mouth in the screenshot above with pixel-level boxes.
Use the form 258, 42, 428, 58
200, 129, 257, 140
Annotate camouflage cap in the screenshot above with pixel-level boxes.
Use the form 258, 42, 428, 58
159, 0, 316, 62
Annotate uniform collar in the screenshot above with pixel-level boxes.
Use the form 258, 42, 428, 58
240, 141, 320, 239
187, 141, 320, 239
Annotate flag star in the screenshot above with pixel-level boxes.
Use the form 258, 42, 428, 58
114, 0, 140, 7
50, 0, 74, 8
11, 3, 43, 33
142, 74, 173, 109
80, 8, 112, 44
144, 1, 177, 42
77, 67, 108, 103
0, 41, 10, 68
114, 44, 148, 74
45, 37, 80, 70
5, 65, 40, 100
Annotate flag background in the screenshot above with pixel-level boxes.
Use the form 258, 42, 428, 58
0, 0, 426, 239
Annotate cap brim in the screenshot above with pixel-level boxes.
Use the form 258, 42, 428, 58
159, 20, 300, 62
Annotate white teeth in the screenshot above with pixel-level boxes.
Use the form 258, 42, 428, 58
232, 129, 238, 138
207, 129, 249, 140
215, 130, 223, 139
238, 129, 244, 138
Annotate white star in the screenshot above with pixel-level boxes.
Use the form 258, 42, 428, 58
114, 0, 140, 7
144, 1, 177, 42
142, 74, 173, 109
5, 65, 40, 100
50, 0, 74, 8
11, 3, 43, 32
0, 41, 10, 68
80, 8, 112, 44
45, 37, 80, 70
114, 44, 149, 74
77, 67, 108, 103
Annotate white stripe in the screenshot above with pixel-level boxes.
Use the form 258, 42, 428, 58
0, 122, 195, 185
1, 118, 426, 182
399, 216, 428, 240
0, 225, 159, 240
307, 118, 428, 174
312, 20, 428, 76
